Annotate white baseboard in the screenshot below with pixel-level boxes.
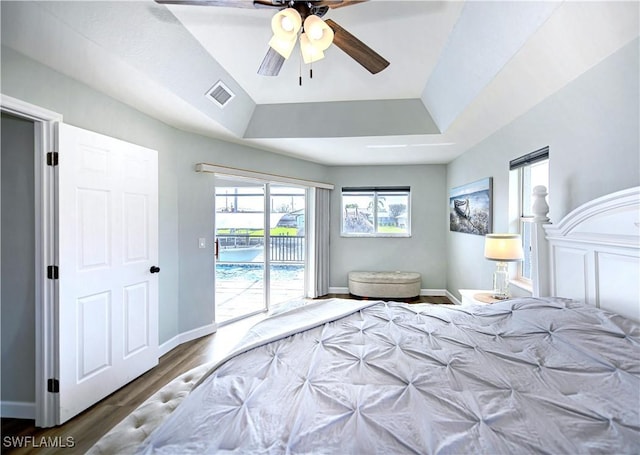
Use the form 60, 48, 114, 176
159, 322, 218, 357
446, 290, 462, 305
1, 400, 35, 419
420, 288, 447, 296
328, 286, 349, 295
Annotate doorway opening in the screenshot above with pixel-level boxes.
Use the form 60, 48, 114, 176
1, 112, 37, 420
1, 94, 61, 427
214, 177, 307, 325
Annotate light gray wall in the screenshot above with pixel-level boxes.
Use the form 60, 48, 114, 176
247, 99, 439, 139
1, 113, 36, 404
0, 46, 329, 345
446, 38, 640, 300
327, 165, 447, 290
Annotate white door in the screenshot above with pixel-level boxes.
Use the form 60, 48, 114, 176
57, 124, 159, 423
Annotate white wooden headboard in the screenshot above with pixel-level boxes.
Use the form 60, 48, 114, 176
532, 186, 640, 321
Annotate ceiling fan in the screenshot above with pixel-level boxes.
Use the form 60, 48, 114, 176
155, 0, 390, 77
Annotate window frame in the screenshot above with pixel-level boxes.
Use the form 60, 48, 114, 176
518, 184, 535, 286
340, 186, 411, 238
510, 147, 549, 288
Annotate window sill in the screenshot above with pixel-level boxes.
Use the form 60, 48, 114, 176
510, 278, 533, 293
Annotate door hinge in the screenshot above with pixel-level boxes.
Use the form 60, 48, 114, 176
47, 378, 59, 393
47, 265, 59, 280
47, 152, 59, 166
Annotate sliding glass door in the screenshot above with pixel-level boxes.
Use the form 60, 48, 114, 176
214, 177, 307, 325
215, 179, 267, 323
269, 185, 306, 309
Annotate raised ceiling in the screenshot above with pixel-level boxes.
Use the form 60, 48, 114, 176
1, 1, 638, 165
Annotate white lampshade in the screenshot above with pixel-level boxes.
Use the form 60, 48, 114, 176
300, 33, 325, 64
484, 234, 524, 262
271, 8, 302, 39
303, 15, 334, 51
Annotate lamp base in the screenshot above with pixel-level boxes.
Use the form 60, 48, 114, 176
492, 261, 510, 300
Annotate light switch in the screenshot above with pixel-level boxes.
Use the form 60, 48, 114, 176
198, 238, 206, 249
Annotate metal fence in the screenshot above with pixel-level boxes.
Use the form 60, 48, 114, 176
217, 234, 263, 249
270, 235, 304, 262
217, 234, 304, 263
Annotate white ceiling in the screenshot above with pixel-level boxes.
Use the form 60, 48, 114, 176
167, 1, 462, 105
1, 1, 638, 166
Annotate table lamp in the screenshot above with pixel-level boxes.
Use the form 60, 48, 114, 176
484, 234, 524, 299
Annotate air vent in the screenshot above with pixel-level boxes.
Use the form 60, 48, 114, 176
206, 81, 235, 108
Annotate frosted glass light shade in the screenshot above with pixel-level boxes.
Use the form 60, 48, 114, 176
269, 34, 297, 59
303, 15, 334, 51
484, 234, 524, 262
271, 8, 301, 39
300, 33, 325, 63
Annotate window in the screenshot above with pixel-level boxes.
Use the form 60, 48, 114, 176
510, 147, 549, 284
341, 187, 411, 237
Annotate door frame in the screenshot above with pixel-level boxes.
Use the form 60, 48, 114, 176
1, 94, 62, 427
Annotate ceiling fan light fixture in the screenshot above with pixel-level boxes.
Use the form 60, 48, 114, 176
271, 8, 301, 39
303, 14, 334, 51
300, 33, 325, 64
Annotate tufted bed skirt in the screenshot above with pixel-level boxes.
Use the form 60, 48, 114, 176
87, 363, 212, 455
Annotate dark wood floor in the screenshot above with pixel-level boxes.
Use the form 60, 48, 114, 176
1, 294, 451, 454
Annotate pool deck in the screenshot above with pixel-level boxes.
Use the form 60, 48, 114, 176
216, 278, 305, 323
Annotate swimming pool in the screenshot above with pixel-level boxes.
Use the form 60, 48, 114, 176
215, 263, 304, 281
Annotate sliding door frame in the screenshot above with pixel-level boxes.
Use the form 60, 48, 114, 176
207, 165, 333, 324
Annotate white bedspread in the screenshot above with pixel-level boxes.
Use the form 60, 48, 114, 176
137, 297, 640, 454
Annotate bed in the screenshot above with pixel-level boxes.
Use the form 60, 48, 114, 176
90, 186, 640, 454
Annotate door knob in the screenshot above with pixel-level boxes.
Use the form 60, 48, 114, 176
150, 266, 160, 274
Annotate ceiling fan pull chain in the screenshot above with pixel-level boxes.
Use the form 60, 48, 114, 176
299, 48, 303, 86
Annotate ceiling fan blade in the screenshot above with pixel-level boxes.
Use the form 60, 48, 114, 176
154, 0, 280, 9
315, 0, 368, 9
324, 19, 389, 74
258, 48, 285, 76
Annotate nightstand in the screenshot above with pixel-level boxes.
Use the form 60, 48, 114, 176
458, 289, 502, 305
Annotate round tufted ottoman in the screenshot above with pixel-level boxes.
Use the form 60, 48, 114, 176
348, 271, 421, 299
